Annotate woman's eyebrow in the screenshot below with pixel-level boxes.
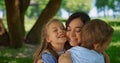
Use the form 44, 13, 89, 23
75, 26, 82, 28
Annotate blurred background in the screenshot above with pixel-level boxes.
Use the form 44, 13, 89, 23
0, 0, 120, 63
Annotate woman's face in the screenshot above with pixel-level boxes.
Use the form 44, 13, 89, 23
66, 18, 84, 46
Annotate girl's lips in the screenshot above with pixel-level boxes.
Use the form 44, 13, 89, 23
58, 34, 66, 38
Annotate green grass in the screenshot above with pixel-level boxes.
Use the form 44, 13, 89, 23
0, 46, 34, 63
0, 56, 33, 63
106, 28, 120, 63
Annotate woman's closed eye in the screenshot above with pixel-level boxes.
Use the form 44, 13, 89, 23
76, 28, 81, 32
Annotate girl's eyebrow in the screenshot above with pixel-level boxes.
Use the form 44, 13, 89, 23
52, 26, 62, 29
52, 26, 57, 29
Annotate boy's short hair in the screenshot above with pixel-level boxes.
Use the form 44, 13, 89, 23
81, 19, 114, 49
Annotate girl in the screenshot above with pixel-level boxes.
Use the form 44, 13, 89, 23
34, 19, 67, 63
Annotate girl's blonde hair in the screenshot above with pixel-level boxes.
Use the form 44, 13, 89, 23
34, 19, 64, 63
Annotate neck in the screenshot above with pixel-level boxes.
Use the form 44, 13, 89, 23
52, 43, 65, 52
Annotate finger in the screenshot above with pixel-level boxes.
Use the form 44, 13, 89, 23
37, 59, 44, 63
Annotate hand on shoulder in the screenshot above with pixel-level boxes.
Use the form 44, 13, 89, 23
37, 59, 44, 63
58, 51, 72, 63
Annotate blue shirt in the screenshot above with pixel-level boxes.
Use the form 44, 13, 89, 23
68, 46, 105, 63
42, 52, 57, 63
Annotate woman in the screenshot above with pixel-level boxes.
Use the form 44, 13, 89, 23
65, 12, 90, 48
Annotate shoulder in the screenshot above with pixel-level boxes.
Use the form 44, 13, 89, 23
68, 46, 83, 52
42, 52, 57, 63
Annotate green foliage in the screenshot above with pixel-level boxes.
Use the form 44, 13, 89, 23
0, 0, 5, 9
108, 0, 115, 9
62, 0, 93, 13
26, 0, 49, 18
95, 0, 108, 8
36, 0, 49, 10
95, 0, 120, 12
107, 21, 120, 26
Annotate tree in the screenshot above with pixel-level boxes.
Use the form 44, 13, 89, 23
5, 0, 30, 48
95, 0, 109, 17
26, 0, 49, 18
25, 0, 62, 44
0, 19, 9, 46
95, 0, 120, 17
62, 0, 92, 14
0, 0, 5, 10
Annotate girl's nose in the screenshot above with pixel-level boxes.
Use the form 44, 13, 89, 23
59, 29, 64, 33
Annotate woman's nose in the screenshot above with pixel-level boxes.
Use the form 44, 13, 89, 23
70, 31, 76, 37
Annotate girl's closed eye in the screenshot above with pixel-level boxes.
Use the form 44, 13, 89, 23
53, 28, 58, 32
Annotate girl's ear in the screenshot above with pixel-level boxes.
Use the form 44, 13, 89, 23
46, 37, 51, 43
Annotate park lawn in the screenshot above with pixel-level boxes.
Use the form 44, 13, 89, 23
106, 26, 120, 63
0, 44, 36, 63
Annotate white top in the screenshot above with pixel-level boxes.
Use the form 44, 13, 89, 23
68, 46, 105, 63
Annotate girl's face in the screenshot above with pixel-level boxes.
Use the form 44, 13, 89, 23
47, 21, 67, 45
66, 18, 84, 46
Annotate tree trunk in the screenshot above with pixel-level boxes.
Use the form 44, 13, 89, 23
25, 0, 62, 44
19, 0, 30, 37
5, 0, 24, 48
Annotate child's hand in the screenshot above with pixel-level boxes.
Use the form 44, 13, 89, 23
37, 59, 44, 63
58, 51, 72, 63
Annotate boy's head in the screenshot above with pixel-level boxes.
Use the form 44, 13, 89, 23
81, 19, 114, 52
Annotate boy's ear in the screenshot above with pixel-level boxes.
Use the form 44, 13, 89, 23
93, 43, 100, 49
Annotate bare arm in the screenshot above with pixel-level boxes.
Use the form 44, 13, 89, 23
58, 51, 72, 63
